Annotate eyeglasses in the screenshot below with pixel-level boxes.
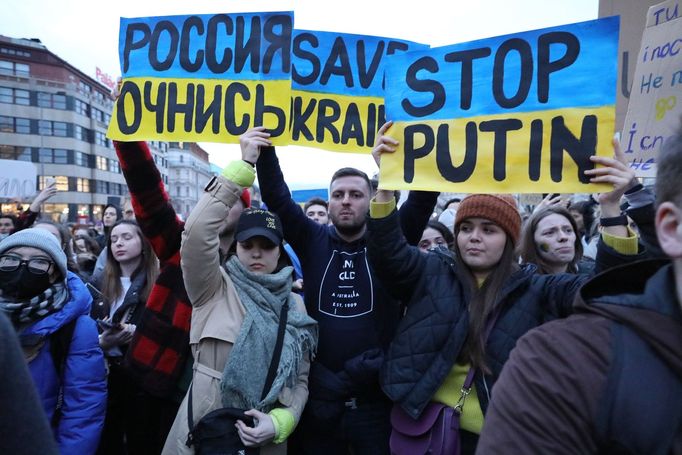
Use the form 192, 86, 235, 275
0, 255, 53, 275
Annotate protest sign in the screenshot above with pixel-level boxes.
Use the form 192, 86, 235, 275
107, 11, 294, 144
622, 0, 681, 177
380, 17, 619, 194
290, 30, 427, 153
0, 160, 36, 200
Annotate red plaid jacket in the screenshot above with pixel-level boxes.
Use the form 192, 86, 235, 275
114, 141, 192, 398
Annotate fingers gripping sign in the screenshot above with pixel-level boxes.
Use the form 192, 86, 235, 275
235, 409, 276, 447
585, 133, 638, 208
372, 121, 401, 204
240, 127, 272, 164
371, 120, 399, 169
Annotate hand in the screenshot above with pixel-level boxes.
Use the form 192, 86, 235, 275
29, 183, 57, 212
532, 193, 568, 215
235, 409, 276, 447
584, 135, 636, 216
98, 323, 134, 350
292, 278, 304, 292
240, 127, 271, 164
112, 77, 122, 100
371, 121, 398, 168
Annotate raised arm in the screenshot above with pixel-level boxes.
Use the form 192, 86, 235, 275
114, 141, 183, 262
14, 183, 57, 232
255, 141, 324, 258
180, 133, 260, 307
366, 122, 431, 302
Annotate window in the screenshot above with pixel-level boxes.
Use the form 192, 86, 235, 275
15, 117, 29, 134
0, 145, 31, 161
74, 99, 89, 116
91, 108, 105, 123
53, 122, 67, 137
78, 81, 91, 94
15, 89, 29, 105
38, 120, 51, 135
94, 131, 108, 146
0, 116, 30, 134
54, 149, 68, 164
0, 87, 11, 103
96, 156, 107, 170
76, 178, 90, 192
94, 180, 107, 194
0, 60, 29, 77
108, 160, 120, 173
74, 151, 88, 167
39, 176, 68, 191
37, 92, 67, 110
75, 125, 90, 142
0, 48, 31, 58
38, 120, 67, 136
14, 63, 29, 77
38, 148, 68, 164
0, 116, 13, 132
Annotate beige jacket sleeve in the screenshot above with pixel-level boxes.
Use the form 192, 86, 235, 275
180, 176, 243, 308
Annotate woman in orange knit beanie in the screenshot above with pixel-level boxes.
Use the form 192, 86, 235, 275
364, 122, 644, 455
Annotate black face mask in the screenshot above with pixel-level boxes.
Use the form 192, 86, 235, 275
0, 264, 52, 300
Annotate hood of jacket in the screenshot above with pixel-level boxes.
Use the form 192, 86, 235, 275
575, 259, 682, 379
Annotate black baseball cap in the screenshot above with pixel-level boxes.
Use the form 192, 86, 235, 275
235, 209, 284, 245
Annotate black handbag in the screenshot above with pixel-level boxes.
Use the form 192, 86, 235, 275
185, 302, 289, 455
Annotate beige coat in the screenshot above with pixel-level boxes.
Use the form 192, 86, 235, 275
162, 176, 310, 455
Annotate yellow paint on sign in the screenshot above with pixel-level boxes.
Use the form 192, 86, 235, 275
379, 106, 614, 193
107, 77, 291, 144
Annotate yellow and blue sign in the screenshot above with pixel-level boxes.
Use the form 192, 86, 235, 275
380, 17, 619, 193
290, 30, 427, 153
108, 11, 294, 144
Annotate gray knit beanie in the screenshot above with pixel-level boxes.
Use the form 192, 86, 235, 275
0, 228, 68, 279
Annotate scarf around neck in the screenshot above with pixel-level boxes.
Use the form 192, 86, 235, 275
220, 256, 318, 411
0, 281, 69, 326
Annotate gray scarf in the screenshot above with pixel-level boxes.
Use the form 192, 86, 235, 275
0, 281, 69, 326
221, 256, 318, 411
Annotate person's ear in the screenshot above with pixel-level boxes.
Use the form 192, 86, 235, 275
48, 268, 61, 284
656, 202, 682, 259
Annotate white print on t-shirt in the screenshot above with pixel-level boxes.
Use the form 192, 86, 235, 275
318, 248, 374, 318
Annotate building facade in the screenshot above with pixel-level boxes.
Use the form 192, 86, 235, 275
167, 142, 212, 220
0, 34, 170, 223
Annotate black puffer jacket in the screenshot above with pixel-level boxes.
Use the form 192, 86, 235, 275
366, 209, 643, 419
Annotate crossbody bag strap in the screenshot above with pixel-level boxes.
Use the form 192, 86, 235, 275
261, 301, 289, 401
455, 304, 505, 413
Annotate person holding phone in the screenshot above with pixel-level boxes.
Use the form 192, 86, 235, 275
89, 220, 159, 455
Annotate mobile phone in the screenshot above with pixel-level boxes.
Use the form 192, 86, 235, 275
45, 177, 56, 187
86, 282, 103, 297
97, 319, 122, 330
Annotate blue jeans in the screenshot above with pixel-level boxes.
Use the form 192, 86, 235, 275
293, 398, 392, 455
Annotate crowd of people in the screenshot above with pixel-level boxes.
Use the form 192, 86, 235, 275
0, 116, 680, 455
